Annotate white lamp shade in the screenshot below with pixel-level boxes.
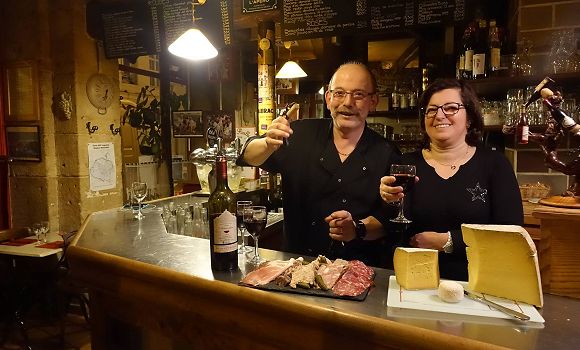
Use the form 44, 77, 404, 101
168, 28, 218, 61
275, 60, 307, 79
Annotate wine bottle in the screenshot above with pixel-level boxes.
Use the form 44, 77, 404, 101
488, 20, 501, 77
267, 173, 283, 212
391, 82, 400, 110
462, 24, 475, 80
516, 106, 529, 144
472, 19, 488, 79
208, 138, 238, 271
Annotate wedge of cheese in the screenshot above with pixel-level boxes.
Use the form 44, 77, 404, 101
393, 247, 439, 290
462, 224, 543, 307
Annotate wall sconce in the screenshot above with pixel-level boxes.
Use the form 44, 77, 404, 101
276, 41, 307, 79
168, 1, 218, 61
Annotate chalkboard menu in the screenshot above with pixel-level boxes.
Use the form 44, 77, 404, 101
101, 5, 156, 58
242, 0, 278, 13
282, 0, 466, 41
93, 0, 233, 59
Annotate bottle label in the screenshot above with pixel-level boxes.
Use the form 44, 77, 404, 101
392, 93, 399, 108
521, 126, 529, 142
212, 210, 237, 253
464, 50, 474, 71
490, 48, 500, 69
473, 53, 486, 76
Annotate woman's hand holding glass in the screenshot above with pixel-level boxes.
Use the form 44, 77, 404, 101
382, 164, 417, 224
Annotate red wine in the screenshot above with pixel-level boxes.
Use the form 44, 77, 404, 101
393, 173, 415, 193
236, 212, 244, 228
244, 219, 266, 239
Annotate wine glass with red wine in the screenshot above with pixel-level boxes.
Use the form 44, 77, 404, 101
236, 200, 253, 253
243, 206, 267, 264
389, 164, 416, 224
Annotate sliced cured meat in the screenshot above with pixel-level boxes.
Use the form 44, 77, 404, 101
241, 259, 296, 286
289, 259, 320, 288
316, 258, 349, 290
275, 257, 304, 286
332, 260, 375, 297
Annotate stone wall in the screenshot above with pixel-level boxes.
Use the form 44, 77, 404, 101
1, 0, 123, 231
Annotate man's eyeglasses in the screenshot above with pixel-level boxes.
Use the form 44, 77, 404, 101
424, 102, 465, 118
329, 89, 375, 101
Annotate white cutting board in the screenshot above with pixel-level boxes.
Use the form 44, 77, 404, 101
386, 276, 544, 325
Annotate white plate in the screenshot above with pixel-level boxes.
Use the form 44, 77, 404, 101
386, 276, 544, 326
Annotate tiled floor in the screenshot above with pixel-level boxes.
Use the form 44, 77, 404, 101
1, 312, 90, 350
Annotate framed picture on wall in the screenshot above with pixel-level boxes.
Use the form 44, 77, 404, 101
171, 110, 204, 137
203, 111, 235, 144
3, 61, 40, 122
6, 125, 41, 161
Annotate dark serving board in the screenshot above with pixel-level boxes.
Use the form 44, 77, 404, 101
239, 272, 375, 302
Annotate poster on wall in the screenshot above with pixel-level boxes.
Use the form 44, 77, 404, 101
88, 143, 117, 192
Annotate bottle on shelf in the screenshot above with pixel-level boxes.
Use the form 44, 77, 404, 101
472, 19, 488, 79
488, 19, 501, 77
208, 137, 238, 271
409, 80, 418, 109
391, 82, 400, 111
267, 172, 283, 213
399, 82, 409, 110
462, 24, 475, 80
516, 106, 529, 145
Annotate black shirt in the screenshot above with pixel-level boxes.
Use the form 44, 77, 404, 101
401, 145, 523, 280
238, 119, 400, 267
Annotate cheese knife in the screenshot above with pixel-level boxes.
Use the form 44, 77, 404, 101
464, 290, 530, 321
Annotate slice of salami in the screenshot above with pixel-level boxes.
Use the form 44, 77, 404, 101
332, 260, 375, 297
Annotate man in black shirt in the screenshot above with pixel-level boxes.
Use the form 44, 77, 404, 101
238, 62, 399, 267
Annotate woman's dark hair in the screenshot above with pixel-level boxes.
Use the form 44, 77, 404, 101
418, 79, 483, 149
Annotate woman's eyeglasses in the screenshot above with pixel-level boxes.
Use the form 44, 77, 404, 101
423, 102, 465, 118
329, 89, 375, 101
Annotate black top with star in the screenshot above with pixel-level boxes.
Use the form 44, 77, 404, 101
399, 145, 523, 281
237, 118, 400, 267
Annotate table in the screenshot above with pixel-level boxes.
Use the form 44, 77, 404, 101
0, 232, 64, 257
0, 232, 63, 349
67, 201, 580, 350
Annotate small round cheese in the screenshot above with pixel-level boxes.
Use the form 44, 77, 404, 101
438, 281, 464, 303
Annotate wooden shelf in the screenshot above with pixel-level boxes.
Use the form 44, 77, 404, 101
468, 72, 580, 99
369, 108, 420, 119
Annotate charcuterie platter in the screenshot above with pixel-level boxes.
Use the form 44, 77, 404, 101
239, 256, 375, 301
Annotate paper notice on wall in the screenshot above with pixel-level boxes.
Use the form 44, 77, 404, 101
88, 143, 116, 191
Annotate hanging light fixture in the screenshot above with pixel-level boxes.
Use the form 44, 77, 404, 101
276, 41, 307, 79
168, 1, 218, 61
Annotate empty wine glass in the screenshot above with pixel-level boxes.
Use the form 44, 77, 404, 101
236, 200, 253, 253
32, 223, 43, 244
132, 182, 148, 220
40, 220, 49, 243
243, 206, 267, 265
390, 164, 416, 224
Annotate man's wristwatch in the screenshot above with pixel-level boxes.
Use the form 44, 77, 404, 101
354, 220, 367, 240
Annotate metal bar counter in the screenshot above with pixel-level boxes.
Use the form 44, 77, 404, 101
68, 205, 580, 350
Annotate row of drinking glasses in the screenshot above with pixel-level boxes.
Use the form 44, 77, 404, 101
162, 202, 209, 238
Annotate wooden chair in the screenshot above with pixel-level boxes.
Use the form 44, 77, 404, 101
54, 230, 90, 346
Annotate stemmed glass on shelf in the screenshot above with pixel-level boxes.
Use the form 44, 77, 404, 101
243, 205, 267, 265
132, 181, 148, 220
389, 164, 416, 224
236, 200, 253, 253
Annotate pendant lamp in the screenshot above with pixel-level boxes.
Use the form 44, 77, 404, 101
276, 42, 307, 79
168, 1, 218, 61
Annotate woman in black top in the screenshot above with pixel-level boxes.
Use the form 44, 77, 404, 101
379, 79, 523, 281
